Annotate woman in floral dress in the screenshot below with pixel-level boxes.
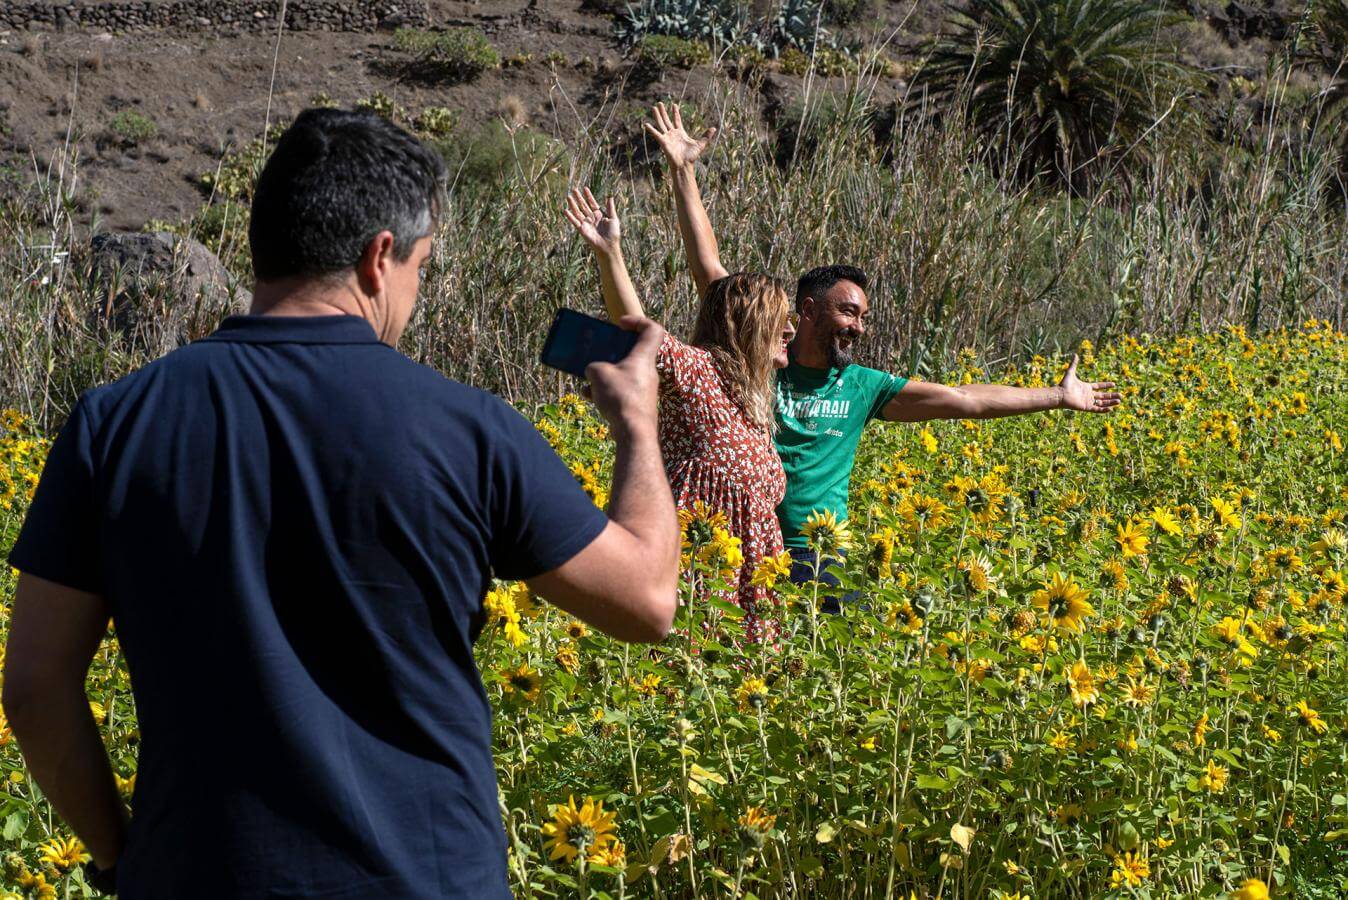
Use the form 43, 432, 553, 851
564, 188, 793, 642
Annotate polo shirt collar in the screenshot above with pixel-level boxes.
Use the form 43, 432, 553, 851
202, 315, 382, 345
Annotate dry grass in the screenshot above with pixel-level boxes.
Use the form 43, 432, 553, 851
1, 74, 1344, 429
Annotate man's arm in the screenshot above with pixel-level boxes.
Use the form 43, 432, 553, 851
3, 574, 128, 870
881, 356, 1121, 422
527, 317, 679, 642
644, 103, 729, 300
564, 187, 645, 321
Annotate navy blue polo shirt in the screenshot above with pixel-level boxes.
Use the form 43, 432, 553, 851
9, 315, 609, 899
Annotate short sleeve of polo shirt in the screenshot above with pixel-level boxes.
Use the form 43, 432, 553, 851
9, 398, 102, 594
860, 366, 909, 421
485, 400, 609, 581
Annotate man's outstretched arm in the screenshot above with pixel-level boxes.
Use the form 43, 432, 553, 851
644, 103, 729, 300
881, 355, 1121, 422
3, 574, 128, 870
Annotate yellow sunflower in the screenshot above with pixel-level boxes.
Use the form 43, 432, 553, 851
1115, 520, 1150, 557
1150, 506, 1183, 536
542, 796, 618, 865
1230, 878, 1270, 900
898, 493, 951, 533
737, 806, 778, 853
736, 676, 770, 714
38, 835, 87, 870
679, 501, 729, 553
1198, 759, 1228, 793
1032, 573, 1095, 632
801, 509, 852, 555
1109, 850, 1150, 887
1212, 496, 1242, 531
1067, 660, 1099, 708
750, 551, 793, 589
502, 664, 541, 703
1120, 676, 1155, 708
1293, 699, 1327, 734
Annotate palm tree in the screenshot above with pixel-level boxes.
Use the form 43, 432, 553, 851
914, 0, 1193, 187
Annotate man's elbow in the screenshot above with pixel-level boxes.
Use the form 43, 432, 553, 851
946, 388, 985, 419
630, 587, 674, 644
625, 586, 678, 644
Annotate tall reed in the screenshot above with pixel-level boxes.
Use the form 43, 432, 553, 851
1, 74, 1343, 430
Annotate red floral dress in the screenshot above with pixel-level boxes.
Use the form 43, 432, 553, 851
657, 334, 786, 643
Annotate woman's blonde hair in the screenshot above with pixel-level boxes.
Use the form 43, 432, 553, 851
690, 272, 790, 432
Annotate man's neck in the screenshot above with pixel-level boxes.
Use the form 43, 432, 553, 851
787, 337, 831, 371
249, 277, 390, 340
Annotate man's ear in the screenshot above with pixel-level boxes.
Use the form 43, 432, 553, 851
799, 296, 819, 323
355, 231, 396, 297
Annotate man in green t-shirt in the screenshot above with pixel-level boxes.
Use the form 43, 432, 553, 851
644, 104, 1122, 600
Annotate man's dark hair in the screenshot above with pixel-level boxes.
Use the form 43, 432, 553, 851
248, 108, 448, 282
795, 265, 869, 311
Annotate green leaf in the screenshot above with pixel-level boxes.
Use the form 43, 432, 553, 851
2, 811, 27, 841
916, 773, 953, 791
815, 822, 837, 843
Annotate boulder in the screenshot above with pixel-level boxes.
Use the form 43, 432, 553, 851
89, 231, 250, 333
1219, 1, 1291, 42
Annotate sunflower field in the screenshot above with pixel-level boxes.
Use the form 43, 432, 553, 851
2, 323, 1348, 898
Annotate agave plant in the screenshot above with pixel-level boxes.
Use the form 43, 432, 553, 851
616, 0, 832, 55
914, 0, 1193, 185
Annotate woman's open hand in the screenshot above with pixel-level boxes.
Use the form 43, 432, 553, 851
564, 186, 622, 258
643, 102, 718, 170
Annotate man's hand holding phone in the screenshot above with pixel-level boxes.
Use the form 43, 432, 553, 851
584, 316, 663, 440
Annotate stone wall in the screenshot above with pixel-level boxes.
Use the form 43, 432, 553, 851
0, 0, 430, 33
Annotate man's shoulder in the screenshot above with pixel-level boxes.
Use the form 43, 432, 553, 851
845, 363, 906, 395
844, 363, 894, 383
75, 339, 518, 432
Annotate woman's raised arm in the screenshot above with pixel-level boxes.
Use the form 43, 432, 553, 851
563, 186, 645, 321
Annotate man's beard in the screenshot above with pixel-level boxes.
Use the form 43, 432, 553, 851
822, 327, 858, 370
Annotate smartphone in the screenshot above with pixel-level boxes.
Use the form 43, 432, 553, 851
540, 308, 638, 379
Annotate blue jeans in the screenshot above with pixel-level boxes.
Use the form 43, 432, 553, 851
787, 547, 861, 615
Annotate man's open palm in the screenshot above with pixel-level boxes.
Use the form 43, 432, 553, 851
644, 102, 717, 168
1059, 355, 1122, 413
564, 187, 621, 256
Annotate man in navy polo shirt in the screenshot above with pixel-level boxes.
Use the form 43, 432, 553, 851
2, 109, 679, 898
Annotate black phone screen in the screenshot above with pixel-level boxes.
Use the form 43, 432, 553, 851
540, 309, 639, 379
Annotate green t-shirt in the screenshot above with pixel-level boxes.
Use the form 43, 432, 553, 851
774, 361, 907, 548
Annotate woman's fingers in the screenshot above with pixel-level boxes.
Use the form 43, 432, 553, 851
563, 203, 585, 232
671, 103, 684, 130
565, 189, 587, 223
583, 186, 602, 217
606, 197, 617, 221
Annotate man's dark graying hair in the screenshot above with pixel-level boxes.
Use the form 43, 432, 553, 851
795, 264, 869, 311
249, 108, 448, 282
